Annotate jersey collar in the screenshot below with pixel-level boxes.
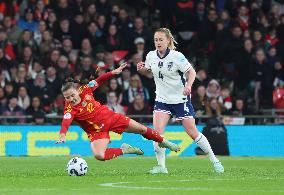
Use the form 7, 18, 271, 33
156, 48, 170, 59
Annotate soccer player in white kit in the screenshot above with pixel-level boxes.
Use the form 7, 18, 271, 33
137, 28, 224, 174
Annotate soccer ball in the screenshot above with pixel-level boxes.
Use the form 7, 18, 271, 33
66, 157, 88, 176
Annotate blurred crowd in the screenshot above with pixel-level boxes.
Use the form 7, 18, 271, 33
0, 0, 283, 125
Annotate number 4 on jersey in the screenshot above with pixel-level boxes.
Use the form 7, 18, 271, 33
159, 71, 164, 80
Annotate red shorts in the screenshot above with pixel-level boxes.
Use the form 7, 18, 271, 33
87, 113, 130, 142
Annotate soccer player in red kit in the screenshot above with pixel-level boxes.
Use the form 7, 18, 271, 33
56, 64, 180, 161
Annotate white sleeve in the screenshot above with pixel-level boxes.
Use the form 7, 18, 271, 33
176, 52, 192, 73
144, 53, 151, 70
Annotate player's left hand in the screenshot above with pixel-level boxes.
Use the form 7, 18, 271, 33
183, 85, 191, 96
112, 62, 128, 74
55, 133, 66, 144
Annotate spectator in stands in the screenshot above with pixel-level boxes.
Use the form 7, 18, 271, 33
4, 82, 16, 98
106, 91, 125, 114
39, 30, 60, 56
96, 15, 107, 39
79, 55, 94, 80
131, 17, 153, 51
34, 0, 49, 21
192, 68, 209, 91
17, 30, 38, 56
117, 66, 131, 91
205, 97, 222, 117
13, 65, 27, 88
46, 10, 57, 31
86, 21, 102, 47
53, 18, 73, 43
218, 86, 233, 114
0, 69, 8, 88
122, 74, 150, 105
60, 38, 73, 58
206, 79, 220, 99
0, 28, 16, 60
17, 8, 38, 32
17, 85, 30, 110
104, 52, 116, 70
1, 96, 25, 124
56, 55, 71, 80
192, 85, 207, 117
84, 3, 98, 24
42, 49, 60, 68
105, 24, 123, 51
52, 0, 74, 20
71, 11, 86, 49
252, 48, 273, 111
129, 37, 146, 60
127, 94, 151, 123
273, 61, 284, 88
27, 73, 54, 110
34, 20, 47, 46
96, 0, 112, 17
0, 87, 6, 108
115, 8, 133, 45
49, 94, 65, 115
108, 78, 123, 104
232, 98, 251, 116
3, 16, 22, 44
30, 61, 45, 79
78, 38, 96, 60
46, 66, 61, 95
25, 96, 44, 120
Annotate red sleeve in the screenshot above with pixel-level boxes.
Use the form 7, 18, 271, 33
95, 72, 113, 86
59, 104, 76, 134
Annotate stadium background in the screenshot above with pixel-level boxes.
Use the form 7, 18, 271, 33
0, 0, 283, 157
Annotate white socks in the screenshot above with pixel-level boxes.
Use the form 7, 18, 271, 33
195, 133, 219, 163
153, 141, 166, 168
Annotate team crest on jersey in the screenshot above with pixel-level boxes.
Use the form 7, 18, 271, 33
82, 101, 87, 107
158, 61, 163, 68
167, 62, 173, 71
85, 94, 92, 100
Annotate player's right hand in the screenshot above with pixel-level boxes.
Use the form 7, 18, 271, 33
137, 61, 145, 71
55, 133, 66, 144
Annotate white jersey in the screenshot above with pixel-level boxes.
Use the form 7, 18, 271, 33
145, 49, 192, 104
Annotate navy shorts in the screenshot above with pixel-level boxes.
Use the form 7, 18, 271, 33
154, 98, 195, 120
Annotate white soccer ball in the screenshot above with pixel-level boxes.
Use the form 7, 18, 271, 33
66, 157, 88, 176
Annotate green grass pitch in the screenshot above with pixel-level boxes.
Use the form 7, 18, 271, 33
0, 156, 283, 195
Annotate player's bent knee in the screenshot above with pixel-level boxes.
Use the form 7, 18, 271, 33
94, 153, 105, 161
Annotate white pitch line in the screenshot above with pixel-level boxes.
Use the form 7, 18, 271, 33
98, 179, 284, 193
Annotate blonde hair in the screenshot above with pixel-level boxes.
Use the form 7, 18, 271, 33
155, 28, 178, 50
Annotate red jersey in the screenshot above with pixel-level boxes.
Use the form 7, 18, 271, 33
60, 72, 115, 135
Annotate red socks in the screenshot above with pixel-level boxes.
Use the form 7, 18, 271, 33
142, 127, 163, 143
104, 148, 123, 160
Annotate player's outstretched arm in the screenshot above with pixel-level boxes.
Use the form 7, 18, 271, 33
91, 63, 128, 87
111, 62, 127, 74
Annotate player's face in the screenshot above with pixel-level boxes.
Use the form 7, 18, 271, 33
63, 88, 81, 106
154, 32, 170, 53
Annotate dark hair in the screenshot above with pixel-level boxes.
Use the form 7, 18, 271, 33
61, 76, 95, 92
61, 78, 80, 92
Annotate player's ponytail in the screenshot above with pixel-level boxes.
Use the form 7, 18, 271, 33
155, 28, 178, 50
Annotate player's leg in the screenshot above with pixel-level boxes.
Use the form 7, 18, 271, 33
182, 118, 224, 173
124, 119, 180, 152
150, 111, 171, 174
90, 138, 143, 161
